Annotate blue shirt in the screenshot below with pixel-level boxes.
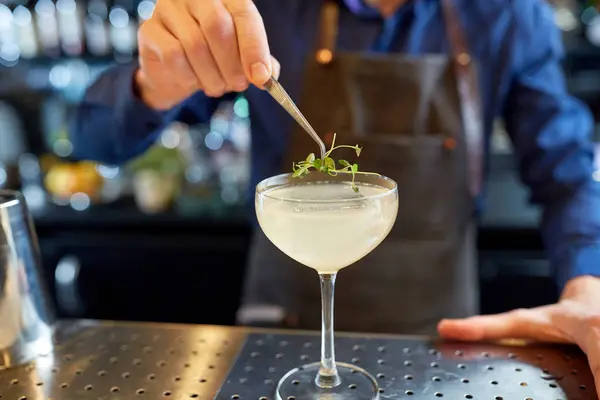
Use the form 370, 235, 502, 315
71, 0, 600, 290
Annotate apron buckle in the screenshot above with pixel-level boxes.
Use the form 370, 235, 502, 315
316, 49, 334, 65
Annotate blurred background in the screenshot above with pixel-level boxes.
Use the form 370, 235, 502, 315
0, 0, 599, 326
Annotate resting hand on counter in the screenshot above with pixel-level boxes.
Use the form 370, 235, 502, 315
135, 0, 280, 110
438, 275, 600, 396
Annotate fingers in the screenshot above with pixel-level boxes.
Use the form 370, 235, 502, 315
158, 0, 228, 97
138, 21, 196, 89
586, 350, 600, 400
138, 21, 199, 107
578, 325, 600, 400
190, 0, 248, 93
437, 305, 570, 343
224, 0, 272, 85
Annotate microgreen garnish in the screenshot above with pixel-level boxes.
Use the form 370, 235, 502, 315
292, 133, 377, 192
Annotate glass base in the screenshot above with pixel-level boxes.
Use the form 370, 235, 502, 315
275, 362, 380, 400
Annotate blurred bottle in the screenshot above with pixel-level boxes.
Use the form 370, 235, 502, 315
56, 0, 84, 56
109, 0, 138, 61
552, 0, 579, 32
40, 95, 71, 156
18, 153, 47, 212
136, 0, 155, 23
133, 169, 176, 214
34, 0, 61, 57
12, 5, 39, 59
581, 3, 600, 46
84, 0, 111, 56
206, 100, 251, 207
0, 4, 19, 66
0, 100, 27, 190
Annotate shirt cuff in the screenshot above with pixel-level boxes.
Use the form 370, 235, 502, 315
111, 63, 166, 161
557, 243, 600, 289
118, 63, 165, 130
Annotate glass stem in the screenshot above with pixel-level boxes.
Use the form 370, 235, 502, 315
316, 273, 341, 388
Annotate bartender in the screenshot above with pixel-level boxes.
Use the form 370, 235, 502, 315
71, 0, 600, 393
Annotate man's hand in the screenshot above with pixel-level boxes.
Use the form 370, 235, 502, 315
136, 0, 280, 110
438, 275, 600, 398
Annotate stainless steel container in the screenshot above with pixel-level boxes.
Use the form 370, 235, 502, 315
0, 190, 55, 368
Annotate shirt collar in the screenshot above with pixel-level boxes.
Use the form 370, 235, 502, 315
343, 0, 437, 19
343, 0, 380, 17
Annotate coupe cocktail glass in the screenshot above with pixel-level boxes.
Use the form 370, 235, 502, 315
255, 172, 399, 400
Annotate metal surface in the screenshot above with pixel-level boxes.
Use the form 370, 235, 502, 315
0, 190, 55, 368
218, 332, 597, 400
0, 321, 596, 400
0, 320, 245, 399
263, 77, 327, 160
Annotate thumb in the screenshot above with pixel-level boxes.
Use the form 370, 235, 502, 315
437, 305, 568, 343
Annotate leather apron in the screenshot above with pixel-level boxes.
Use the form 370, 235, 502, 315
240, 0, 484, 335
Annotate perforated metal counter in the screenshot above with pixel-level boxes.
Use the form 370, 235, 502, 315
0, 320, 596, 400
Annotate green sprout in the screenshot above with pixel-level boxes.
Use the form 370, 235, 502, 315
292, 133, 377, 192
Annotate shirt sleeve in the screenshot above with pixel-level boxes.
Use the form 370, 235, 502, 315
503, 0, 600, 289
70, 62, 227, 165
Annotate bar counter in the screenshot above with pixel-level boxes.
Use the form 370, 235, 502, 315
0, 320, 596, 400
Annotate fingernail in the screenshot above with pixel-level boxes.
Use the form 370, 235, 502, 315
251, 62, 269, 83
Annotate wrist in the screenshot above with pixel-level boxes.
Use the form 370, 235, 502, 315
133, 69, 166, 111
561, 275, 600, 300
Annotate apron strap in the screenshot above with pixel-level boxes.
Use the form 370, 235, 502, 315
440, 0, 484, 196
316, 0, 340, 64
